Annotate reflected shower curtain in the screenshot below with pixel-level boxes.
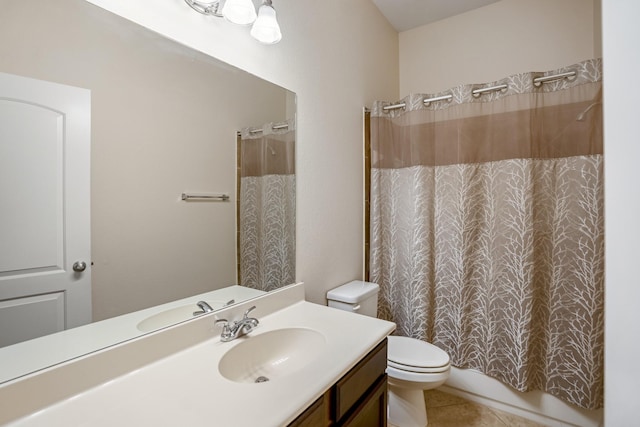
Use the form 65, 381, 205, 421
369, 59, 603, 409
239, 120, 295, 292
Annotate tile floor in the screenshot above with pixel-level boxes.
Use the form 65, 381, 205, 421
421, 389, 547, 427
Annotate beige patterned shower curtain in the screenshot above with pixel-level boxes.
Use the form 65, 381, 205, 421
239, 120, 295, 292
369, 59, 603, 409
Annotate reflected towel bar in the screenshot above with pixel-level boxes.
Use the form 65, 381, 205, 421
181, 193, 230, 201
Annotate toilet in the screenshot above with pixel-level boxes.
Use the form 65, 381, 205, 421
327, 281, 450, 427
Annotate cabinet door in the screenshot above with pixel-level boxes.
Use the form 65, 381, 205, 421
288, 392, 332, 427
341, 374, 387, 427
290, 339, 389, 427
335, 340, 387, 421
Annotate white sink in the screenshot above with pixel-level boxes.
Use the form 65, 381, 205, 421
136, 300, 228, 332
218, 328, 326, 384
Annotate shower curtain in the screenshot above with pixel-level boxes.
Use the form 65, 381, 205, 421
239, 119, 295, 292
369, 59, 603, 409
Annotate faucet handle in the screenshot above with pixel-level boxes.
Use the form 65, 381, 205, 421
243, 306, 257, 319
215, 318, 234, 341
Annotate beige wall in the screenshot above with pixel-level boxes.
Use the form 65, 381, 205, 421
399, 0, 600, 96
0, 0, 289, 320
83, 0, 400, 306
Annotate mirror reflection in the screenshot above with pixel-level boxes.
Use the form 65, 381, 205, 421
0, 0, 295, 383
238, 123, 296, 291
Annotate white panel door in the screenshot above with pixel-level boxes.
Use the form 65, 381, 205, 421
0, 72, 91, 347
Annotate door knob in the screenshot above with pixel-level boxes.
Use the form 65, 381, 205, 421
73, 261, 87, 272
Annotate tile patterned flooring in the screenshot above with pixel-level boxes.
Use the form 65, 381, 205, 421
422, 389, 547, 427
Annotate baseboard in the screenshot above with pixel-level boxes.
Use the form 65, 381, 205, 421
440, 367, 603, 427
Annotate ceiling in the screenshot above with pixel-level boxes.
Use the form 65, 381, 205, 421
372, 0, 501, 32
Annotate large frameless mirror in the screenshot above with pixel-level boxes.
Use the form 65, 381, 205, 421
0, 0, 295, 383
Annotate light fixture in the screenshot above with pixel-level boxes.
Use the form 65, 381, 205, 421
184, 0, 282, 44
221, 0, 256, 25
250, 0, 282, 44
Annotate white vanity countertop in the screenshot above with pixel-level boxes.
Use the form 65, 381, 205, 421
3, 285, 395, 427
0, 285, 265, 385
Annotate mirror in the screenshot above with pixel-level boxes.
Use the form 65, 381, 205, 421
0, 0, 295, 383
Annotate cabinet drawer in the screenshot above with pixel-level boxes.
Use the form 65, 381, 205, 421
334, 339, 387, 422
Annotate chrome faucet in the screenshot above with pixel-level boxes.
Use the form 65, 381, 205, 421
216, 306, 259, 342
193, 300, 214, 316
193, 299, 236, 316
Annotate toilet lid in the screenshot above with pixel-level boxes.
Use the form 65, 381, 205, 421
387, 336, 450, 369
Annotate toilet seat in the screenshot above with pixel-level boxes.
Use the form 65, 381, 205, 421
387, 335, 450, 373
388, 360, 450, 373
386, 365, 450, 385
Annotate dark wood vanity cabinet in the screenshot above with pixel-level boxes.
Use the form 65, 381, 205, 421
289, 339, 388, 427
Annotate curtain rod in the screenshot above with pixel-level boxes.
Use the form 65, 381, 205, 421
381, 92, 455, 111
248, 123, 289, 134
533, 70, 576, 86
376, 70, 578, 112
471, 83, 508, 98
382, 102, 406, 111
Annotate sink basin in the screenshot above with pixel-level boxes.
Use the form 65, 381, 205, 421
218, 328, 326, 384
136, 300, 228, 332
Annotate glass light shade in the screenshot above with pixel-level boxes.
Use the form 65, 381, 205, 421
221, 0, 257, 25
250, 4, 282, 44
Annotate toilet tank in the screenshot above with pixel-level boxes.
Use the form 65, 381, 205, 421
327, 281, 379, 317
